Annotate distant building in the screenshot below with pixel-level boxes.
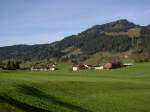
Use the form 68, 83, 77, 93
31, 64, 57, 71
72, 66, 78, 71
103, 63, 113, 69
72, 64, 88, 71
103, 62, 122, 69
93, 65, 104, 70
72, 62, 129, 71
50, 67, 55, 71
72, 64, 104, 71
122, 63, 133, 66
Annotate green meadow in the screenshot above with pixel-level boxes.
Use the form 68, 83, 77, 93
0, 63, 150, 112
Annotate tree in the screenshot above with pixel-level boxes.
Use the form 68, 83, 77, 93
4, 61, 20, 70
15, 61, 20, 69
0, 61, 4, 68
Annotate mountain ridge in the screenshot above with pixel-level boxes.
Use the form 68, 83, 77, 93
0, 19, 150, 61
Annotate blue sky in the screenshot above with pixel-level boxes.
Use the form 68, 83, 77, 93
0, 0, 150, 47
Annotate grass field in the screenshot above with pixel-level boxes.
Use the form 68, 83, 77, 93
0, 63, 150, 112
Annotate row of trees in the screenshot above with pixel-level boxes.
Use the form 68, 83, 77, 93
0, 61, 20, 70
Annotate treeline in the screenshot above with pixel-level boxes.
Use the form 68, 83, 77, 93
131, 25, 150, 62
141, 25, 150, 51
0, 44, 64, 61
0, 61, 20, 70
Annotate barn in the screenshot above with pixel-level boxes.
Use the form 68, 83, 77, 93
103, 62, 122, 69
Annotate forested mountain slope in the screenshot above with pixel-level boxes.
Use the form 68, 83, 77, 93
0, 19, 150, 61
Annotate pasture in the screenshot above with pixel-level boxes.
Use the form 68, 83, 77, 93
0, 63, 150, 112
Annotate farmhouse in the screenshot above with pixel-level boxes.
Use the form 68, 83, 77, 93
72, 61, 132, 71
72, 64, 105, 71
72, 64, 91, 71
31, 64, 57, 71
92, 65, 104, 70
72, 66, 78, 71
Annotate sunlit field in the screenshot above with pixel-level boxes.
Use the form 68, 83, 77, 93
0, 63, 150, 112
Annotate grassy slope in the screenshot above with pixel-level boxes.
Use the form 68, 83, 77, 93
0, 63, 150, 112
84, 52, 134, 65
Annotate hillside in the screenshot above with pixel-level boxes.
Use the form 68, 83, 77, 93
0, 19, 150, 62
0, 44, 64, 60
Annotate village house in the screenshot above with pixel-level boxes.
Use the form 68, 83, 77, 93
72, 62, 132, 71
72, 64, 104, 71
31, 64, 57, 71
93, 65, 104, 70
72, 66, 78, 71
72, 63, 110, 71
84, 64, 93, 69
49, 67, 55, 71
72, 64, 89, 71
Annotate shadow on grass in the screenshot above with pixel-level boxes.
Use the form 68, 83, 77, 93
0, 95, 51, 112
17, 85, 92, 112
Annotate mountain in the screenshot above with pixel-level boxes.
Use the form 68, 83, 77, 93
55, 19, 139, 54
0, 19, 150, 62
